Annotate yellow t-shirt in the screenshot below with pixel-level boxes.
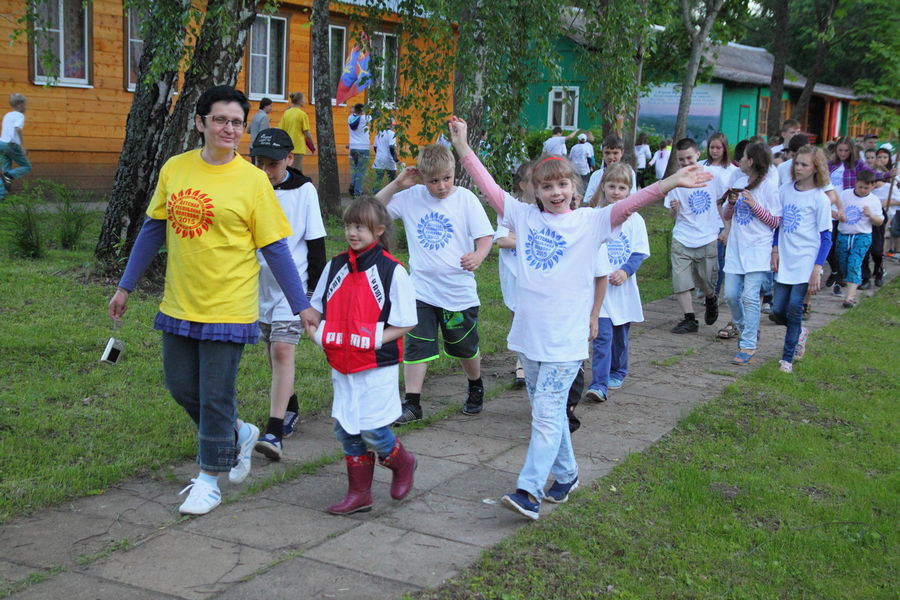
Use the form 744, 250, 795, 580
280, 107, 310, 155
147, 150, 292, 323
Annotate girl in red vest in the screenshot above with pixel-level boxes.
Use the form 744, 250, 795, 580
306, 197, 419, 514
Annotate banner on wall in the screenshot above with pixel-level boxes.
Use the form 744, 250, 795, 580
638, 83, 724, 143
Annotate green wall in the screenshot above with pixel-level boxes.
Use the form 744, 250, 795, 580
720, 86, 759, 145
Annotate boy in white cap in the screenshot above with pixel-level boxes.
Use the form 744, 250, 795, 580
568, 133, 595, 189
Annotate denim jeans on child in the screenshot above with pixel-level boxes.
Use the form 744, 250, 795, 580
0, 141, 32, 199
772, 281, 808, 363
516, 355, 580, 502
589, 318, 630, 395
333, 421, 396, 458
837, 232, 872, 285
724, 271, 769, 350
349, 149, 370, 196
162, 333, 244, 472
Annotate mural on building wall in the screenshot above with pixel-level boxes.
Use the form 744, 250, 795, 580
638, 83, 724, 143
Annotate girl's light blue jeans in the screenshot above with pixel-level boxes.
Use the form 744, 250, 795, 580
516, 354, 580, 502
724, 271, 769, 350
333, 421, 396, 458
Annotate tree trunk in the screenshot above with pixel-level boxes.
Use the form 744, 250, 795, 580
766, 0, 789, 140
93, 1, 188, 274
622, 0, 648, 169
790, 0, 837, 122
312, 0, 342, 217
451, 2, 485, 189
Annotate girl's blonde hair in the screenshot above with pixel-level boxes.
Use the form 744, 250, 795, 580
343, 196, 394, 251
590, 162, 633, 207
513, 160, 535, 204
530, 155, 581, 211
792, 145, 830, 189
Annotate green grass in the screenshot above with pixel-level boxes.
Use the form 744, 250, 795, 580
412, 280, 900, 600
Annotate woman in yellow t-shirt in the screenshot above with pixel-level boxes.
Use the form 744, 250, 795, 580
280, 92, 315, 171
108, 86, 318, 516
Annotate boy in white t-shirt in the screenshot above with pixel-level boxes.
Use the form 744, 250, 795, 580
583, 134, 637, 205
372, 121, 399, 192
0, 93, 30, 198
542, 126, 579, 156
836, 171, 883, 307
664, 138, 723, 333
348, 103, 373, 197
376, 145, 494, 421
568, 133, 595, 189
251, 128, 327, 459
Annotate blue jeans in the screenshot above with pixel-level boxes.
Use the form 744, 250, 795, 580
772, 282, 808, 363
715, 231, 726, 296
517, 355, 580, 502
724, 271, 768, 350
589, 318, 630, 394
349, 149, 370, 195
373, 169, 396, 193
837, 233, 871, 285
0, 141, 31, 199
333, 421, 395, 458
162, 333, 245, 472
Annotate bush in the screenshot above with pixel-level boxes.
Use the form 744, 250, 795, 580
0, 189, 44, 258
47, 181, 92, 250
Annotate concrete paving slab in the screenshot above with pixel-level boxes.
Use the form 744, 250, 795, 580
81, 530, 274, 600
373, 492, 521, 547
0, 509, 155, 570
216, 556, 417, 600
434, 464, 523, 504
402, 427, 520, 466
181, 497, 353, 552
53, 480, 178, 528
260, 470, 395, 520
370, 452, 474, 496
8, 571, 179, 599
431, 410, 532, 442
0, 558, 38, 589
304, 522, 483, 589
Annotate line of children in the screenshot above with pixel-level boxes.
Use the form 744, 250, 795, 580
771, 145, 833, 374
375, 144, 495, 422
720, 142, 781, 365
448, 115, 711, 520
250, 128, 327, 460
305, 197, 419, 514
664, 138, 723, 334
583, 163, 650, 402
836, 170, 883, 308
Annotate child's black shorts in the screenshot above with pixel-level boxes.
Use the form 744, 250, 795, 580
404, 301, 480, 363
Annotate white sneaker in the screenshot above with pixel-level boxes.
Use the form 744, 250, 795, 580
178, 478, 221, 515
779, 360, 793, 374
228, 423, 259, 484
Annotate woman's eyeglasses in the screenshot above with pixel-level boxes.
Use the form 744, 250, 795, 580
202, 115, 245, 129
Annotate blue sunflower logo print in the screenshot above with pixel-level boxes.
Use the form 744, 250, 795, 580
734, 197, 754, 226
844, 205, 862, 226
525, 227, 567, 271
687, 190, 712, 215
416, 212, 454, 251
781, 204, 802, 234
606, 232, 631, 266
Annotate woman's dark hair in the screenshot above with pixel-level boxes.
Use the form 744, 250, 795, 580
743, 141, 772, 190
343, 196, 394, 251
195, 86, 250, 145
637, 132, 649, 146
875, 148, 893, 170
733, 139, 750, 164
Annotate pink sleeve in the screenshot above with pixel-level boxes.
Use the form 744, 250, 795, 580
459, 152, 507, 216
750, 203, 780, 229
610, 183, 663, 227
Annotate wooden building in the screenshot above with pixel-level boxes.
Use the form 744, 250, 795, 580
0, 0, 450, 192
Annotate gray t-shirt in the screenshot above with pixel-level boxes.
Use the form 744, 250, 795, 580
248, 110, 270, 146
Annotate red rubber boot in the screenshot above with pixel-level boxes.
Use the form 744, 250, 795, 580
379, 440, 417, 500
327, 453, 375, 515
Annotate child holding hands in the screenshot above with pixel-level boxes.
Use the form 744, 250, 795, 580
836, 170, 883, 307
448, 116, 711, 520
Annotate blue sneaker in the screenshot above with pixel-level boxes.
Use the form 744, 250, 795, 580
254, 433, 283, 460
501, 489, 540, 520
545, 477, 579, 503
608, 377, 623, 389
282, 411, 299, 438
584, 388, 607, 403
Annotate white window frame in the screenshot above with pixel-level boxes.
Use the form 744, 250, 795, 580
32, 0, 91, 87
126, 7, 144, 92
311, 24, 347, 105
370, 31, 398, 106
247, 13, 288, 101
547, 86, 580, 131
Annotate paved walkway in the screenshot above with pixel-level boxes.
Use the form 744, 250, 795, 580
2, 263, 896, 599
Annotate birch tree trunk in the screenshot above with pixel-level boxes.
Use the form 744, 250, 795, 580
312, 0, 342, 217
766, 0, 789, 140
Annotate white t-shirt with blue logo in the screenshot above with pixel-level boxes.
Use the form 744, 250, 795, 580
594, 213, 649, 326
777, 183, 832, 285
500, 195, 617, 362
494, 224, 519, 311
837, 188, 881, 235
664, 170, 724, 248
386, 184, 494, 311
372, 129, 396, 170
724, 173, 781, 275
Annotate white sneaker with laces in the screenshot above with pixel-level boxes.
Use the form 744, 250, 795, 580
178, 478, 221, 515
228, 423, 260, 484
778, 360, 793, 374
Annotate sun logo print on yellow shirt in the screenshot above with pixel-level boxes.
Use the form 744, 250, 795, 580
167, 189, 215, 238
